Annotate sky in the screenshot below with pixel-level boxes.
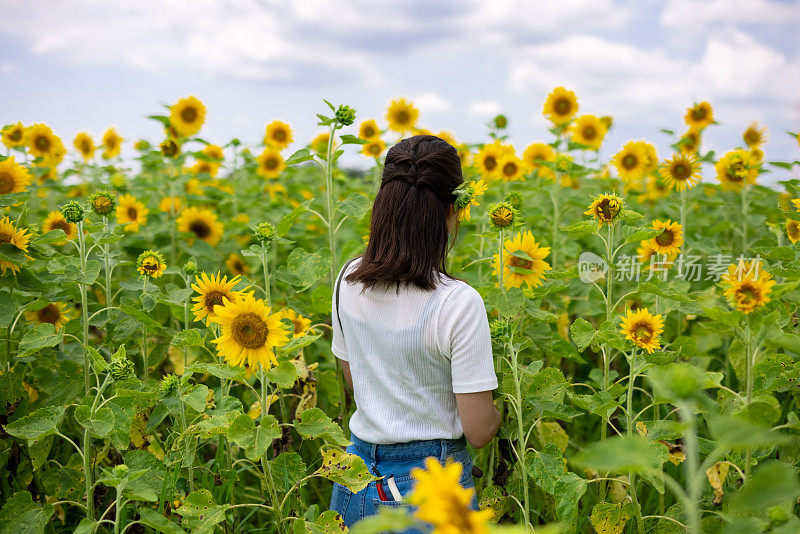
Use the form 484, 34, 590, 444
1, 0, 799, 180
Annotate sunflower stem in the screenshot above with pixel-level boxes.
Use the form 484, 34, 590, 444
261, 248, 271, 308
103, 217, 113, 355
169, 178, 177, 267
744, 315, 753, 481
551, 179, 560, 267
626, 348, 645, 534
142, 277, 149, 380
508, 329, 530, 529
498, 228, 505, 292
679, 403, 701, 534
260, 367, 284, 534
740, 182, 749, 255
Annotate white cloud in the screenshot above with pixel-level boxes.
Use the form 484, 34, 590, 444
661, 0, 800, 27
468, 100, 502, 119
413, 92, 451, 114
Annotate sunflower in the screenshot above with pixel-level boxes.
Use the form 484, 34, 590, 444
360, 138, 386, 158
749, 147, 764, 163
569, 115, 606, 150
678, 128, 701, 155
385, 97, 420, 133
649, 219, 683, 256
492, 230, 551, 289
283, 308, 311, 338
202, 144, 224, 161
0, 216, 32, 275
209, 292, 290, 370
42, 136, 66, 168
158, 196, 183, 216
0, 156, 34, 195
454, 179, 488, 222
190, 159, 219, 177
225, 253, 250, 277
42, 210, 77, 244
169, 95, 206, 138
185, 178, 204, 196
256, 147, 285, 179
584, 193, 623, 228
24, 302, 75, 331
720, 260, 775, 314
191, 271, 245, 324
487, 201, 518, 230
136, 250, 167, 278
684, 101, 714, 130
522, 142, 556, 180
473, 141, 506, 181
102, 128, 123, 159
116, 194, 149, 233
612, 141, 648, 183
499, 153, 524, 181
543, 87, 579, 126
310, 132, 332, 155
358, 119, 381, 141
658, 152, 701, 191
636, 240, 675, 270
73, 132, 95, 161
640, 175, 670, 202
265, 182, 288, 200
177, 206, 224, 246
407, 456, 493, 534
2, 122, 26, 149
620, 307, 664, 354
26, 124, 59, 160
264, 120, 293, 150
435, 130, 457, 147
639, 141, 659, 175
742, 121, 767, 147
715, 149, 758, 191
786, 220, 800, 244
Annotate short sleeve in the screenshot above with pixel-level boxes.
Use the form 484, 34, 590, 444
331, 263, 349, 361
437, 284, 498, 394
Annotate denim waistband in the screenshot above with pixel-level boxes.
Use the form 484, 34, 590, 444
349, 432, 467, 462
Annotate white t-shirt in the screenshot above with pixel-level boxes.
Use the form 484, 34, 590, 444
331, 257, 498, 444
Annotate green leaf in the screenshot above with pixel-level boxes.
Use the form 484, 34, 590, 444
227, 413, 282, 461
285, 148, 315, 165
525, 443, 566, 494
174, 490, 230, 534
590, 502, 632, 534
339, 134, 368, 145
267, 360, 300, 388
0, 243, 27, 266
181, 384, 210, 413
730, 462, 800, 513
74, 405, 115, 438
570, 318, 596, 351
32, 229, 67, 244
137, 508, 185, 534
86, 346, 108, 373
18, 323, 63, 357
348, 507, 417, 534
308, 510, 349, 534
277, 332, 323, 356
0, 491, 55, 534
277, 199, 312, 236
336, 192, 371, 220
171, 329, 205, 349
572, 434, 667, 473
271, 452, 307, 494
5, 406, 65, 441
623, 226, 663, 244
295, 407, 350, 446
119, 296, 166, 332
617, 209, 644, 224
274, 248, 332, 291
186, 362, 246, 381
314, 446, 380, 493
636, 278, 693, 302
560, 220, 597, 237
709, 415, 791, 449
554, 473, 587, 532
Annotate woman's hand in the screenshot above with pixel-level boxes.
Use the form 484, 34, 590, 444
455, 390, 502, 448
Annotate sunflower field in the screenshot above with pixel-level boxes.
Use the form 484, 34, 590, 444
2, 90, 800, 534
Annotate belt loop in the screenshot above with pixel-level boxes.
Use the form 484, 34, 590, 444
439, 439, 446, 464
371, 442, 378, 463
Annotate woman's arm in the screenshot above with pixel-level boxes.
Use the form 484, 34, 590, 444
455, 391, 501, 449
340, 360, 353, 390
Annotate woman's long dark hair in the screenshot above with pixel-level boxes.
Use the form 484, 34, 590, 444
346, 134, 463, 292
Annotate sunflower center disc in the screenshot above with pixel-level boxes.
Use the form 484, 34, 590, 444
508, 255, 534, 271
190, 221, 211, 239
738, 285, 757, 305
504, 163, 517, 176
583, 126, 596, 140
265, 158, 278, 170
273, 130, 286, 142
673, 164, 688, 179
127, 206, 138, 219
622, 155, 637, 169
232, 313, 268, 349
555, 99, 570, 115
35, 136, 51, 152
181, 107, 198, 123
39, 305, 59, 324
9, 130, 22, 142
484, 156, 497, 171
395, 111, 409, 124
53, 221, 71, 233
655, 230, 673, 247
0, 231, 11, 244
634, 324, 651, 342
205, 291, 227, 312
0, 172, 13, 194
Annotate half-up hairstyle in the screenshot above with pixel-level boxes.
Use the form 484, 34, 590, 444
346, 134, 463, 292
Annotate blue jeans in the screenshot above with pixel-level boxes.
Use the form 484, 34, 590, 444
329, 432, 479, 533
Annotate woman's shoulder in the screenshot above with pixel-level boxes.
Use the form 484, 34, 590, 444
434, 275, 483, 304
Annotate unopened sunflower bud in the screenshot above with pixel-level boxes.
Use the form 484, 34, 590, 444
335, 105, 357, 126
89, 190, 117, 216
489, 319, 510, 341
488, 201, 517, 230
492, 114, 508, 130
61, 201, 85, 223
109, 173, 127, 190
113, 464, 129, 477
254, 221, 276, 243
109, 358, 135, 381
505, 192, 523, 210
768, 506, 788, 526
160, 374, 180, 397
183, 259, 197, 275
